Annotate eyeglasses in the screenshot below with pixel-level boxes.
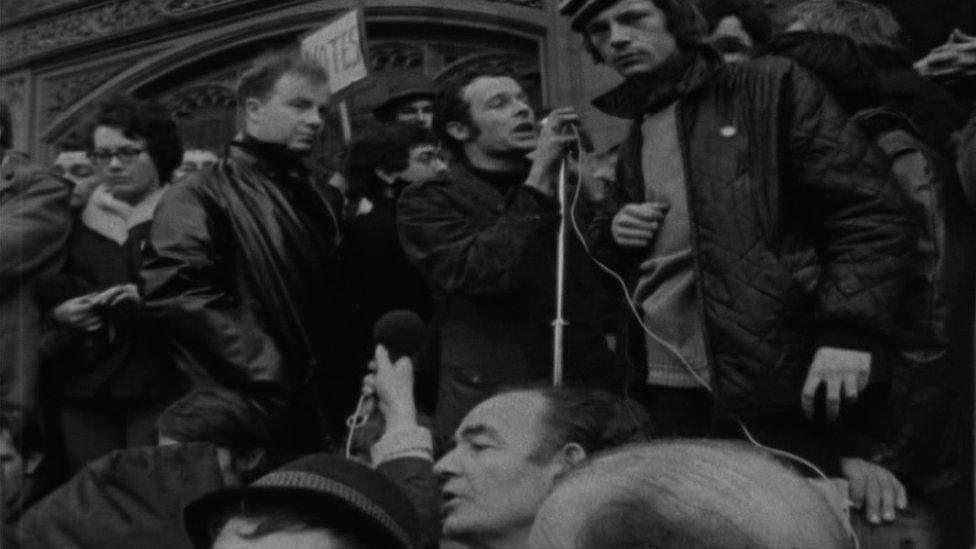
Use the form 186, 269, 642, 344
87, 147, 145, 165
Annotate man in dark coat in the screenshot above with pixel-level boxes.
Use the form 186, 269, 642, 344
141, 50, 344, 453
0, 101, 71, 420
396, 73, 615, 441
558, 0, 915, 471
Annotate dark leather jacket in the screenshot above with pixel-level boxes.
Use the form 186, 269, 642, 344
141, 140, 342, 400
592, 48, 916, 417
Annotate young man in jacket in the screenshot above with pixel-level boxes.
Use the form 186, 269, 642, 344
141, 50, 345, 454
559, 0, 916, 472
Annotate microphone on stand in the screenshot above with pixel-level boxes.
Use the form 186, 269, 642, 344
345, 310, 425, 458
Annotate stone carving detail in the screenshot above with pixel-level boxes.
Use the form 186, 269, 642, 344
436, 53, 539, 88
1, 0, 237, 64
486, 0, 543, 8
40, 59, 135, 125
368, 43, 425, 73
169, 84, 236, 117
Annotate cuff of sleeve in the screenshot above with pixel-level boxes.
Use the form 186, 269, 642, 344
815, 328, 884, 360
371, 425, 433, 465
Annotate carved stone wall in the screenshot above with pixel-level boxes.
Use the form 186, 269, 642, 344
38, 58, 140, 126
0, 72, 32, 152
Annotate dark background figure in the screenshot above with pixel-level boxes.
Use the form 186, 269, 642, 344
141, 49, 346, 454
697, 0, 772, 61
784, 0, 969, 153
397, 71, 616, 443
51, 133, 101, 214
767, 30, 975, 543
337, 123, 446, 385
37, 95, 183, 472
372, 73, 437, 129
1, 407, 50, 538
171, 147, 219, 184
0, 101, 72, 429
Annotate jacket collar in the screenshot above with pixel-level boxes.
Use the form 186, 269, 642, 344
591, 45, 723, 120
81, 184, 165, 244
227, 134, 309, 182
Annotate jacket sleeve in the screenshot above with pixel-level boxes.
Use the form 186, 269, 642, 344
0, 168, 70, 289
140, 181, 285, 388
396, 181, 559, 297
784, 64, 916, 353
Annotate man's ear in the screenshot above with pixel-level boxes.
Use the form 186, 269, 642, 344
374, 167, 398, 184
552, 442, 587, 478
25, 452, 43, 475
244, 97, 264, 125
445, 121, 472, 143
236, 447, 267, 474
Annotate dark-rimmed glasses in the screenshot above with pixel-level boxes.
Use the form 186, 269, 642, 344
87, 147, 145, 165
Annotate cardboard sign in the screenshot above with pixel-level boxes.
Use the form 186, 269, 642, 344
302, 9, 368, 94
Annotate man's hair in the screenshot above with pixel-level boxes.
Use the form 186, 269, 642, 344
697, 0, 772, 45
495, 386, 653, 464
432, 71, 519, 155
0, 405, 43, 457
546, 441, 852, 548
346, 122, 438, 200
56, 130, 89, 153
787, 0, 902, 49
83, 94, 184, 183
209, 504, 366, 549
155, 389, 272, 453
236, 49, 329, 106
0, 100, 12, 150
582, 0, 707, 63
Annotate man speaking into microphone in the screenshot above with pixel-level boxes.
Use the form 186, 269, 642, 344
396, 73, 614, 442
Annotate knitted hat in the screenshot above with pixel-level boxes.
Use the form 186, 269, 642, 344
183, 453, 420, 549
373, 73, 436, 121
559, 0, 624, 32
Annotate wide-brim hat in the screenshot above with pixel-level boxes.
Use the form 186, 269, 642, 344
559, 0, 622, 32
372, 73, 437, 120
183, 453, 419, 549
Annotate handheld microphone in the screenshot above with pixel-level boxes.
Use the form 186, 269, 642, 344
345, 310, 426, 458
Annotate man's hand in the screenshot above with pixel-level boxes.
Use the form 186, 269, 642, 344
92, 283, 141, 308
611, 202, 669, 248
841, 457, 908, 525
801, 347, 871, 421
362, 345, 417, 432
52, 293, 103, 332
525, 107, 580, 196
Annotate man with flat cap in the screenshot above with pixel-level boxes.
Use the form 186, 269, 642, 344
184, 453, 421, 549
558, 0, 915, 473
373, 73, 436, 129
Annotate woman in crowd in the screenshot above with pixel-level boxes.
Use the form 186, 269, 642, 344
39, 95, 183, 471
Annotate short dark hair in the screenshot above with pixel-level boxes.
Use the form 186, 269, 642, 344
697, 0, 772, 45
581, 0, 707, 63
56, 130, 88, 153
0, 101, 12, 150
156, 389, 272, 453
495, 386, 653, 464
209, 503, 366, 548
84, 94, 183, 183
236, 49, 329, 106
0, 405, 43, 457
346, 122, 438, 200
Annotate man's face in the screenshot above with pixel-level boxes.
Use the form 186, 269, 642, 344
173, 149, 219, 183
395, 144, 447, 184
213, 517, 349, 549
246, 73, 330, 153
92, 125, 159, 205
457, 76, 538, 157
394, 98, 434, 129
586, 0, 678, 77
53, 151, 99, 210
433, 392, 561, 544
0, 429, 26, 507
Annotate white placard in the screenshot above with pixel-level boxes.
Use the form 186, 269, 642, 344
301, 9, 368, 94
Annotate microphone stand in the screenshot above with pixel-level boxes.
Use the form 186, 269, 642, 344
552, 157, 569, 386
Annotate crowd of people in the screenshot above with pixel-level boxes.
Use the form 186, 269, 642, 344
1, 0, 975, 547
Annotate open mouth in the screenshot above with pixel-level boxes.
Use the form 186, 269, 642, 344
512, 121, 537, 135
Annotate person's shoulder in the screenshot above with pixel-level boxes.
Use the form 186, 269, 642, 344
720, 56, 798, 81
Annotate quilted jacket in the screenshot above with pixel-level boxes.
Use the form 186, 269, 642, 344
591, 48, 916, 417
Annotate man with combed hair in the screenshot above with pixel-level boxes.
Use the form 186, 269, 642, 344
361, 346, 653, 549
142, 49, 345, 452
558, 0, 915, 471
528, 440, 854, 549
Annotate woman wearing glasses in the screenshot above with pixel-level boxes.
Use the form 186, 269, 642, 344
39, 95, 184, 472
